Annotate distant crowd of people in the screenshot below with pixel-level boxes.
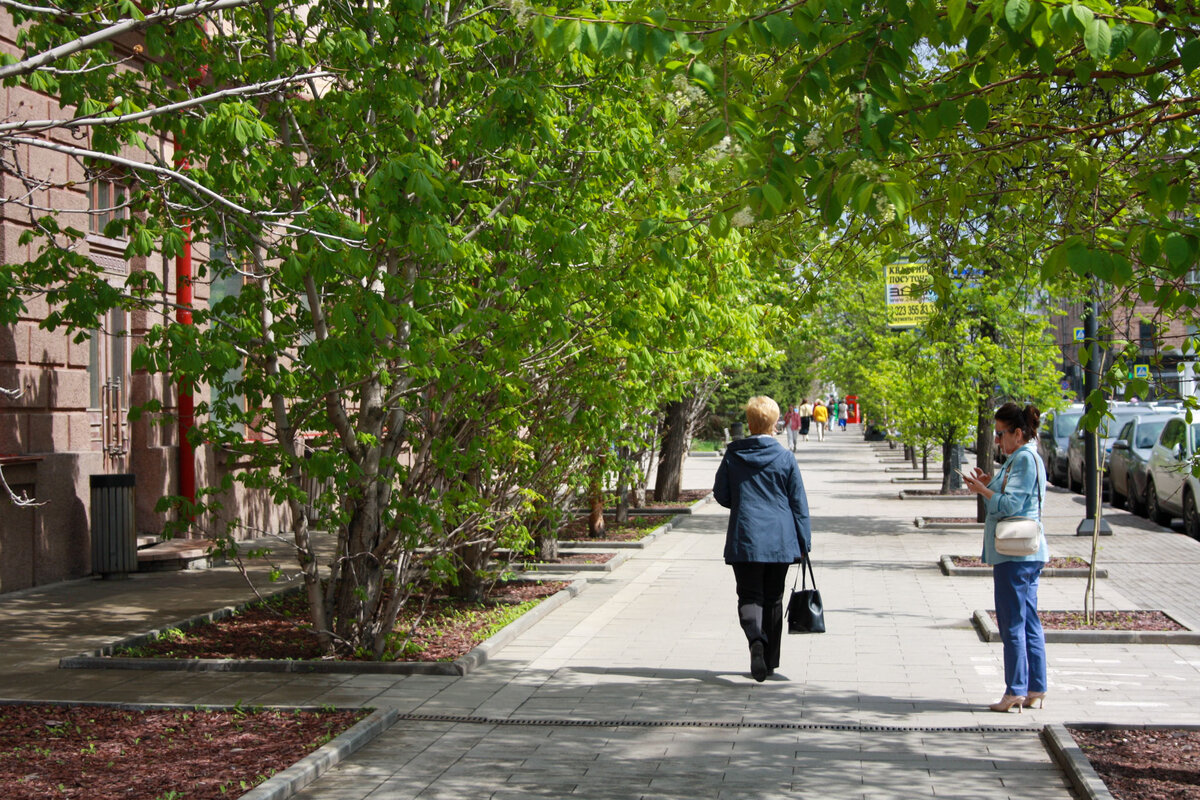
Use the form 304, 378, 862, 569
780, 397, 850, 450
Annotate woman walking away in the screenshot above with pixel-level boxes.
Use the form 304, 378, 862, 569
812, 400, 829, 442
962, 403, 1048, 713
837, 400, 849, 432
714, 396, 813, 682
784, 404, 803, 452
798, 398, 813, 442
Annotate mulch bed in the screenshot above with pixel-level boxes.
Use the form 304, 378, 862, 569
952, 556, 1088, 569
0, 704, 366, 800
987, 609, 1185, 631
903, 488, 974, 496
559, 514, 672, 542
1071, 727, 1200, 799
601, 488, 709, 510
116, 580, 567, 663
926, 517, 981, 524
522, 552, 615, 565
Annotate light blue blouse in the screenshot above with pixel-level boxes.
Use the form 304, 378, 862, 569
982, 441, 1050, 565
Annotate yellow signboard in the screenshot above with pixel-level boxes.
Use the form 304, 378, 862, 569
885, 261, 934, 330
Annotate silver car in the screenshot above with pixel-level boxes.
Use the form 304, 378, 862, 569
1065, 406, 1143, 493
1039, 405, 1084, 487
1108, 412, 1176, 515
1145, 415, 1200, 538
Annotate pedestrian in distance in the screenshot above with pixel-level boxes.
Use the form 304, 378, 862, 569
713, 396, 813, 682
962, 402, 1049, 713
783, 404, 803, 452
798, 398, 813, 442
812, 399, 829, 441
837, 400, 849, 431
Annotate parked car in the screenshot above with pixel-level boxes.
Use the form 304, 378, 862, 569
1144, 415, 1200, 537
1108, 412, 1176, 514
1039, 405, 1085, 486
1065, 406, 1145, 493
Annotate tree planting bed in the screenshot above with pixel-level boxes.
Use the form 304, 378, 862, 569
62, 579, 573, 675
940, 555, 1106, 577
1069, 726, 1200, 800
0, 702, 373, 800
973, 608, 1200, 644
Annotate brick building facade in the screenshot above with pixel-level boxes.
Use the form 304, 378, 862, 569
0, 13, 287, 594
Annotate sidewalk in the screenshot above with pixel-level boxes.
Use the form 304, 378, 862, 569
4, 428, 1200, 798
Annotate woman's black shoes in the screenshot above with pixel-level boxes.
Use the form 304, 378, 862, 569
750, 641, 768, 682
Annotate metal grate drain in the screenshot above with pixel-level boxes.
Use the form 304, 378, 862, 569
395, 712, 1039, 735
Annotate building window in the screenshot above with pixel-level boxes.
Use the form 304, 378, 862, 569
1139, 321, 1156, 357
89, 178, 127, 238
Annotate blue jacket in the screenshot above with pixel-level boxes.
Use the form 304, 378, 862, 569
982, 441, 1050, 565
713, 436, 812, 564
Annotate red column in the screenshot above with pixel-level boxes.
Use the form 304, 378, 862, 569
174, 135, 196, 510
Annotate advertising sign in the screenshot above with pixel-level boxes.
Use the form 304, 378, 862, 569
885, 261, 935, 330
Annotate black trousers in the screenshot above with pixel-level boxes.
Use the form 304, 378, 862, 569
731, 562, 790, 670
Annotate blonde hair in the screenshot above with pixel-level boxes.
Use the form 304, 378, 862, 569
745, 396, 780, 435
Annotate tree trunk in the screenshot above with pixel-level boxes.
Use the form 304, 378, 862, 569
654, 399, 690, 502
452, 541, 490, 603
331, 487, 389, 656
615, 445, 630, 525
588, 460, 606, 537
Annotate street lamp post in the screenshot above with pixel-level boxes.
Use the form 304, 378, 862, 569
1077, 298, 1112, 537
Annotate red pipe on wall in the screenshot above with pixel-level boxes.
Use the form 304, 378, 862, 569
173, 134, 196, 511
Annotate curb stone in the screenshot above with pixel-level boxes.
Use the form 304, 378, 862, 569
59, 579, 589, 677
1042, 724, 1116, 800
940, 555, 1108, 578
972, 607, 1200, 644
914, 516, 984, 529
239, 708, 399, 800
897, 490, 973, 500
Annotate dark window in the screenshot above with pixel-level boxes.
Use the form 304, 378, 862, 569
1139, 321, 1156, 356
89, 178, 127, 237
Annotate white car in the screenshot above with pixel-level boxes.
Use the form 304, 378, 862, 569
1144, 415, 1200, 538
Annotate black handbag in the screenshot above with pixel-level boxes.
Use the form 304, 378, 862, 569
787, 548, 825, 634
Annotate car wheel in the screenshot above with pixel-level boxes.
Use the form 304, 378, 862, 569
1186, 491, 1200, 540
1147, 480, 1173, 526
1110, 476, 1126, 510
1129, 474, 1148, 517
1067, 464, 1080, 493
1049, 459, 1065, 487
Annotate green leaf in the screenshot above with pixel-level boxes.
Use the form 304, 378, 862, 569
710, 211, 730, 239
1129, 26, 1160, 61
1164, 233, 1192, 268
948, 0, 967, 28
1084, 19, 1113, 60
761, 183, 784, 213
964, 98, 990, 132
1182, 38, 1200, 74
1071, 2, 1094, 29
690, 62, 717, 90
1005, 0, 1031, 29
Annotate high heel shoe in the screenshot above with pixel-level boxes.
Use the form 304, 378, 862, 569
988, 694, 1026, 713
1023, 692, 1046, 709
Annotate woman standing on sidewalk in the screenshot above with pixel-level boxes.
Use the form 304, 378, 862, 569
962, 402, 1049, 713
713, 396, 813, 682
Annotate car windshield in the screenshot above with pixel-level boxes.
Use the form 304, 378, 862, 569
1100, 412, 1141, 439
1136, 420, 1168, 449
1192, 423, 1200, 450
1055, 412, 1083, 436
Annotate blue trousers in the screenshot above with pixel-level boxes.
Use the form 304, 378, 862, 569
993, 561, 1047, 696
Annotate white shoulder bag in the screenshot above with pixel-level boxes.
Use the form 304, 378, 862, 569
994, 453, 1043, 557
